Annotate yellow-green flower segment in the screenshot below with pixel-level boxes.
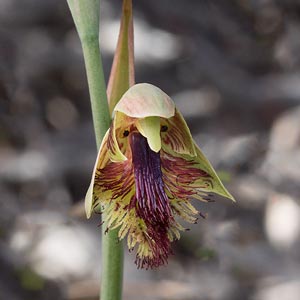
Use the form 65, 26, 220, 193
85, 83, 235, 269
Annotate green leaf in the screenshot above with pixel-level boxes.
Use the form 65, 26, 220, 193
66, 0, 99, 42
67, 0, 110, 148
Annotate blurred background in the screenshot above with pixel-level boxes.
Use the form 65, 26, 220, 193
1, 0, 300, 299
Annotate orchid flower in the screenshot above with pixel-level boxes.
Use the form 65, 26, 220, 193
85, 83, 235, 269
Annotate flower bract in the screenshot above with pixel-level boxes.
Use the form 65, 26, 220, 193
85, 83, 235, 269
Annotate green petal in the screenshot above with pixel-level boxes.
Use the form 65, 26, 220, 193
193, 144, 235, 202
136, 116, 161, 152
85, 182, 94, 219
85, 130, 110, 219
114, 83, 175, 118
162, 109, 196, 157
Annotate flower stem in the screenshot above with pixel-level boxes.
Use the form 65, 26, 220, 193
66, 0, 110, 147
66, 1, 124, 300
81, 38, 111, 147
101, 229, 124, 300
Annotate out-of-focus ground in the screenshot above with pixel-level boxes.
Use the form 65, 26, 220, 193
1, 0, 300, 299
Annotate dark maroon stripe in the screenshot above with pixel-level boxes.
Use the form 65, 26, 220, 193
130, 132, 172, 268
130, 132, 172, 225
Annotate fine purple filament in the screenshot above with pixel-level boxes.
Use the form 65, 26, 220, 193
130, 132, 172, 226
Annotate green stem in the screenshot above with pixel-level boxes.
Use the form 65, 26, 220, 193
66, 1, 124, 300
66, 0, 110, 146
81, 38, 110, 147
101, 228, 124, 300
